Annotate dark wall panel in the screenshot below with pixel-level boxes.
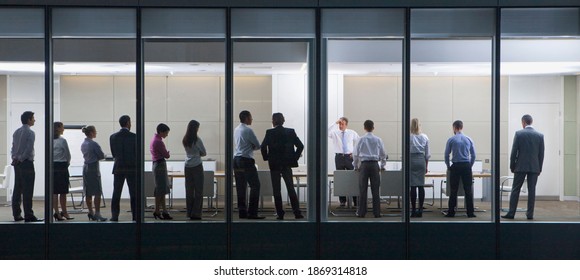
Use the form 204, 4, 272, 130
141, 223, 227, 260
409, 223, 496, 260
48, 224, 137, 259
501, 223, 580, 260
231, 223, 317, 260
320, 223, 406, 259
0, 224, 45, 259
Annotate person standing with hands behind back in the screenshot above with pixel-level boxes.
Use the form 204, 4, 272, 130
353, 120, 387, 218
328, 117, 360, 207
81, 125, 107, 222
261, 113, 304, 220
502, 114, 544, 220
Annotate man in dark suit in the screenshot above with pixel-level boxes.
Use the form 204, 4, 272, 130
502, 114, 545, 220
110, 115, 137, 221
261, 113, 304, 220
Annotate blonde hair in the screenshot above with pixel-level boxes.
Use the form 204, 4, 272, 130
411, 118, 421, 135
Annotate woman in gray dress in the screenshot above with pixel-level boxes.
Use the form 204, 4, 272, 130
80, 125, 107, 222
410, 118, 430, 218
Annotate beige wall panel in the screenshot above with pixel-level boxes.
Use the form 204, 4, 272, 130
114, 76, 137, 120
452, 77, 491, 122
500, 77, 509, 122
220, 77, 226, 122
500, 121, 509, 160
349, 121, 399, 160
500, 154, 509, 177
419, 122, 453, 161
0, 75, 6, 122
167, 76, 221, 122
60, 76, 115, 122
343, 76, 398, 122
0, 122, 5, 166
144, 76, 168, 122
410, 77, 453, 122
564, 121, 577, 154
234, 76, 272, 122
462, 121, 491, 156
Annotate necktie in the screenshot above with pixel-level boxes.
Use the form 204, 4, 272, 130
342, 131, 347, 154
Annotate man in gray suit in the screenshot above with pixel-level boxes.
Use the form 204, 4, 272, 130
502, 114, 545, 220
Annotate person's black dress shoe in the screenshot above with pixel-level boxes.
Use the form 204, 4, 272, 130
14, 216, 24, 222
501, 215, 514, 219
189, 216, 202, 220
295, 214, 304, 219
109, 217, 119, 222
467, 214, 477, 218
444, 213, 455, 218
527, 217, 533, 220
276, 216, 284, 220
247, 215, 266, 219
25, 216, 43, 222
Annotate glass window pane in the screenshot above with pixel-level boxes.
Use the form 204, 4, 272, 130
500, 8, 580, 222
53, 8, 136, 223
232, 9, 315, 38
0, 8, 45, 223
324, 8, 404, 222
411, 8, 494, 222
142, 8, 225, 38
53, 8, 136, 38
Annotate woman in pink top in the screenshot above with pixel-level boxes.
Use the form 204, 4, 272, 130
150, 123, 172, 220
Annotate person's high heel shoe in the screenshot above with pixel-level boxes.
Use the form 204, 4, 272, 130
53, 213, 65, 221
93, 213, 108, 222
88, 213, 95, 221
153, 212, 164, 220
162, 212, 173, 220
61, 211, 74, 220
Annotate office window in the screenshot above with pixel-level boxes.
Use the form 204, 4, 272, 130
0, 8, 45, 224
52, 8, 136, 223
323, 9, 404, 222
411, 8, 495, 222
500, 8, 580, 222
142, 9, 226, 223
231, 9, 314, 222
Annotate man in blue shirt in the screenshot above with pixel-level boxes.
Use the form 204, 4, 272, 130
444, 120, 476, 218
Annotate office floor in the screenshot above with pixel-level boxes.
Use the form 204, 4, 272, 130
0, 197, 579, 223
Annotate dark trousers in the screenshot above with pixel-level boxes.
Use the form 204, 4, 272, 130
358, 161, 381, 217
12, 160, 35, 219
507, 172, 538, 218
233, 156, 261, 217
111, 172, 137, 220
185, 164, 204, 218
448, 162, 474, 215
335, 153, 357, 205
270, 165, 301, 218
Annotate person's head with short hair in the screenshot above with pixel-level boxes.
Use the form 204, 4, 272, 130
338, 117, 349, 131
21, 111, 35, 126
411, 118, 421, 135
119, 115, 131, 130
364, 120, 374, 132
272, 112, 285, 127
239, 110, 253, 125
452, 120, 463, 134
54, 122, 64, 139
82, 125, 97, 138
522, 114, 533, 127
182, 120, 200, 148
156, 123, 170, 138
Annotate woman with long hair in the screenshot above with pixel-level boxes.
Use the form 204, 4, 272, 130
149, 123, 172, 220
53, 122, 72, 221
80, 126, 107, 221
182, 120, 207, 220
410, 118, 430, 218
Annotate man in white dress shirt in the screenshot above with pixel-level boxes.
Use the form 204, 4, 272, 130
328, 117, 360, 207
353, 120, 387, 218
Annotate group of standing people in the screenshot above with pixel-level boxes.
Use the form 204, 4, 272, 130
9, 109, 544, 222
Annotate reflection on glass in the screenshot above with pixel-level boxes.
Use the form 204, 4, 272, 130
233, 41, 310, 222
